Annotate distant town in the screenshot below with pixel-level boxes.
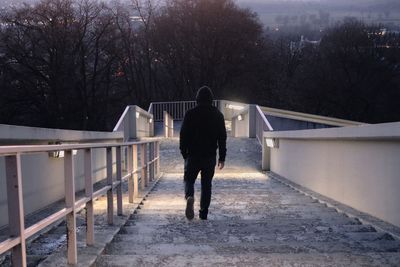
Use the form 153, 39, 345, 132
1, 0, 400, 30
237, 0, 400, 30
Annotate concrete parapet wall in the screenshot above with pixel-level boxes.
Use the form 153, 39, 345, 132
113, 105, 154, 140
232, 111, 249, 138
0, 124, 123, 145
264, 122, 400, 227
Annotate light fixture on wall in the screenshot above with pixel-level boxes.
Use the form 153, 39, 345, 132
149, 118, 153, 123
265, 138, 279, 148
136, 111, 140, 119
238, 115, 243, 121
49, 142, 78, 158
225, 104, 244, 110
49, 150, 64, 158
49, 150, 78, 158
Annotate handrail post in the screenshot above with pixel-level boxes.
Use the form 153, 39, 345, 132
84, 148, 94, 246
261, 136, 271, 171
164, 111, 168, 138
140, 143, 147, 190
64, 150, 77, 264
149, 142, 155, 182
116, 146, 123, 216
127, 145, 134, 203
106, 147, 113, 225
170, 118, 174, 138
133, 144, 139, 199
145, 143, 149, 186
156, 141, 160, 177
5, 154, 27, 267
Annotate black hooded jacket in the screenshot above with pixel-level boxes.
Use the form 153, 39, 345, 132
179, 104, 227, 162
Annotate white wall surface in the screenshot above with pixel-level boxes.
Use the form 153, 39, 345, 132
265, 122, 400, 227
232, 113, 249, 137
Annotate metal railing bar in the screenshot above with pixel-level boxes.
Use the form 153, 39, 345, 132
256, 105, 273, 131
132, 168, 143, 174
24, 208, 71, 240
92, 186, 112, 199
0, 237, 20, 255
0, 139, 160, 265
113, 106, 130, 132
0, 140, 161, 156
111, 180, 122, 190
148, 158, 158, 164
74, 197, 91, 212
150, 101, 196, 105
122, 173, 131, 181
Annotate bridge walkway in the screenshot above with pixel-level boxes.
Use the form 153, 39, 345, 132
95, 138, 400, 266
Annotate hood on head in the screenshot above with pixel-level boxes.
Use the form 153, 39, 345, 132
196, 86, 214, 105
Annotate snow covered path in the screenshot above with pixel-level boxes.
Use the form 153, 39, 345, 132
95, 139, 400, 266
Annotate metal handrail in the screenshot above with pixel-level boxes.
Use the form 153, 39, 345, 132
113, 106, 131, 132
0, 139, 161, 266
258, 105, 362, 127
149, 100, 220, 121
256, 105, 273, 131
255, 105, 273, 145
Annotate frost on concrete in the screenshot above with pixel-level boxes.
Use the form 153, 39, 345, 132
3, 138, 399, 266
96, 138, 400, 266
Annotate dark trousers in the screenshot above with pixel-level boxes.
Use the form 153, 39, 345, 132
184, 156, 216, 216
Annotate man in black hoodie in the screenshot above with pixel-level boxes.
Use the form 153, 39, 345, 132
180, 86, 227, 220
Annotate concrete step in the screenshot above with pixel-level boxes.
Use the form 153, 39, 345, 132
123, 213, 349, 226
95, 252, 400, 267
103, 239, 400, 255
117, 220, 363, 238
127, 212, 361, 226
111, 231, 348, 244
345, 232, 395, 241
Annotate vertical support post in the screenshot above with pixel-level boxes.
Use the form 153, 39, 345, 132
140, 143, 147, 190
156, 141, 160, 177
145, 143, 150, 186
164, 111, 168, 138
170, 119, 174, 138
248, 104, 257, 138
133, 145, 139, 198
84, 149, 94, 246
261, 137, 271, 171
149, 143, 154, 182
5, 154, 27, 267
149, 116, 154, 137
64, 150, 77, 264
153, 142, 157, 178
153, 142, 156, 180
116, 146, 123, 216
106, 147, 113, 225
231, 118, 236, 137
127, 145, 134, 203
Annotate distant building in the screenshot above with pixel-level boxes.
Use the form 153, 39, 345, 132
290, 35, 321, 54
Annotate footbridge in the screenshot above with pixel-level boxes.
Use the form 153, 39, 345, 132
0, 100, 400, 266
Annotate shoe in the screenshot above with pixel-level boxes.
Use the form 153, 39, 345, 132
199, 210, 207, 220
185, 196, 194, 220
199, 214, 207, 220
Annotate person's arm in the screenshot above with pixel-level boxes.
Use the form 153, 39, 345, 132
217, 112, 227, 169
179, 112, 190, 159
